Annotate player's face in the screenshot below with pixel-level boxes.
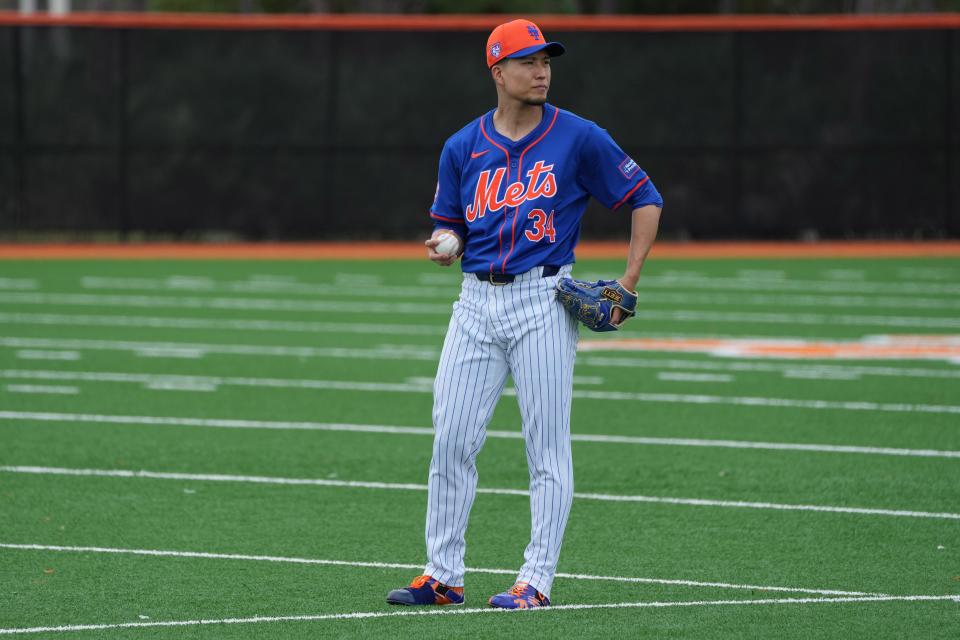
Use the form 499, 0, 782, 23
497, 52, 551, 105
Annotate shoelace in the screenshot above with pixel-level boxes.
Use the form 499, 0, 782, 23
508, 583, 530, 597
410, 575, 432, 589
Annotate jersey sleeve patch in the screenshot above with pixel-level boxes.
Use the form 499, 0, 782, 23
618, 157, 640, 179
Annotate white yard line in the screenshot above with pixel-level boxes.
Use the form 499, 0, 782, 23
0, 278, 37, 290
77, 273, 960, 297
656, 372, 734, 383
0, 338, 440, 361
133, 348, 205, 359
635, 275, 960, 296
248, 274, 298, 282
573, 388, 960, 415
897, 267, 957, 281
3, 291, 959, 328
2, 466, 957, 521
0, 543, 883, 597
0, 312, 447, 336
0, 292, 452, 316
0, 595, 956, 635
646, 292, 960, 311
77, 275, 960, 309
143, 380, 218, 392
783, 370, 861, 381
80, 275, 457, 298
14, 350, 81, 361
417, 272, 461, 285
3, 366, 958, 416
579, 355, 960, 381
333, 273, 382, 285
0, 369, 436, 394
821, 269, 865, 280
737, 270, 787, 279
4, 410, 958, 459
4, 385, 78, 395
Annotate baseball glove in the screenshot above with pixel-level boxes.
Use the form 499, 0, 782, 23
555, 278, 637, 332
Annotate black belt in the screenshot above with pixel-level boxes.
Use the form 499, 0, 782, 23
473, 265, 560, 285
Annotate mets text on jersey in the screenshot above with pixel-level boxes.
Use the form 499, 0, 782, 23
464, 161, 557, 222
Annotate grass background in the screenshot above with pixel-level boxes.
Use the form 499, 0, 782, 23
0, 256, 958, 638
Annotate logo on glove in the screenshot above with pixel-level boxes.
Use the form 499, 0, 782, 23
601, 287, 623, 304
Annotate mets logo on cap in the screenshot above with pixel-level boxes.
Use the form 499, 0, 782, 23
485, 19, 566, 68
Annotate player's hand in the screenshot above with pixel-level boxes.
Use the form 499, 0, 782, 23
425, 233, 460, 267
611, 308, 624, 326
611, 277, 638, 327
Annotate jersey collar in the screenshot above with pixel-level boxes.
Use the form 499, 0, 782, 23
483, 103, 556, 149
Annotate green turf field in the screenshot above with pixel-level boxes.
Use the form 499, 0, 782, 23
0, 256, 958, 638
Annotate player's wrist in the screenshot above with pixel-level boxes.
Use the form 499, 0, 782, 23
618, 275, 639, 292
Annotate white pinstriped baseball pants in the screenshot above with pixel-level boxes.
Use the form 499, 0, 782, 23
423, 264, 579, 599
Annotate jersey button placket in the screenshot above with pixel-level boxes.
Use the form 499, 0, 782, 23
506, 160, 519, 273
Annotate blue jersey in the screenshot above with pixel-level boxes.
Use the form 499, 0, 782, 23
429, 103, 663, 275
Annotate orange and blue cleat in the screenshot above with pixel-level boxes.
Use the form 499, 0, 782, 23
386, 575, 465, 606
488, 582, 550, 609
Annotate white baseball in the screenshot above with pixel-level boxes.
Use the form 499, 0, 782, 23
434, 232, 461, 257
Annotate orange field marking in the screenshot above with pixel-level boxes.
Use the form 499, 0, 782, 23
579, 335, 960, 362
2, 241, 960, 260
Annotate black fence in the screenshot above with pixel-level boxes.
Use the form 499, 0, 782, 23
1, 24, 957, 240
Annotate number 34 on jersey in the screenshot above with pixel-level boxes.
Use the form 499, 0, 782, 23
525, 209, 556, 243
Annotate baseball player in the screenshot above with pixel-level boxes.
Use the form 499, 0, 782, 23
386, 18, 663, 610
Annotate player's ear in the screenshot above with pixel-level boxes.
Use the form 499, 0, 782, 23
490, 62, 505, 87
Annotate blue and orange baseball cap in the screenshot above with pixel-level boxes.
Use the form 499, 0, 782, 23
486, 19, 565, 68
